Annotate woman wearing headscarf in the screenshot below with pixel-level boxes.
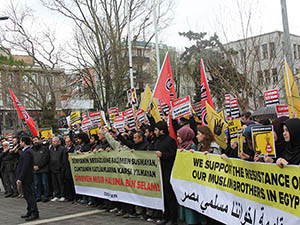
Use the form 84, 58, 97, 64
177, 126, 205, 225
277, 118, 300, 167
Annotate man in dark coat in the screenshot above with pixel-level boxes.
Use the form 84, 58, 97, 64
154, 121, 178, 225
16, 136, 39, 221
49, 136, 67, 202
64, 136, 76, 202
32, 136, 50, 202
0, 141, 18, 197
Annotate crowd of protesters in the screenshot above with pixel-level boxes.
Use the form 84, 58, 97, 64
0, 109, 299, 225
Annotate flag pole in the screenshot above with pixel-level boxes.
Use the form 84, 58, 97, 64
285, 58, 294, 115
153, 0, 161, 78
149, 52, 168, 107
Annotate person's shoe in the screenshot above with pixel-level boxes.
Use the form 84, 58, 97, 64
147, 217, 155, 222
43, 198, 49, 203
122, 213, 130, 218
128, 213, 137, 218
156, 219, 167, 225
17, 194, 22, 199
59, 197, 65, 202
36, 199, 41, 202
51, 197, 59, 202
25, 214, 39, 221
109, 208, 119, 213
11, 193, 19, 198
165, 221, 177, 225
4, 193, 12, 198
116, 210, 125, 216
20, 213, 30, 218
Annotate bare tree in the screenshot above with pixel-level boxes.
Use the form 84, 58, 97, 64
0, 2, 65, 129
41, 0, 174, 110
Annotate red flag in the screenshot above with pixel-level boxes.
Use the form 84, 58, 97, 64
168, 113, 177, 144
200, 59, 214, 126
9, 88, 38, 136
153, 54, 176, 106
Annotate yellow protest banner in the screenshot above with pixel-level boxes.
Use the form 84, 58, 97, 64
251, 125, 276, 157
139, 85, 152, 111
70, 111, 81, 125
171, 150, 300, 224
227, 119, 241, 142
89, 127, 99, 136
206, 102, 227, 149
39, 128, 53, 139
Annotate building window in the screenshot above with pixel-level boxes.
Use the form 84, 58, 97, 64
40, 74, 46, 86
137, 49, 142, 56
257, 71, 263, 85
262, 44, 268, 59
31, 74, 37, 83
264, 69, 270, 85
294, 44, 297, 59
240, 49, 245, 64
254, 46, 260, 61
8, 73, 14, 84
298, 45, 300, 59
272, 68, 278, 83
269, 42, 276, 59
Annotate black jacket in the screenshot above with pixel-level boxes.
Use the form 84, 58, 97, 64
152, 134, 177, 180
79, 143, 91, 153
16, 146, 34, 184
117, 134, 149, 150
49, 145, 67, 174
0, 150, 18, 172
65, 145, 75, 179
32, 144, 50, 173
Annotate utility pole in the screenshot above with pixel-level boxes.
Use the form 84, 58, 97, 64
280, 0, 293, 72
153, 0, 160, 77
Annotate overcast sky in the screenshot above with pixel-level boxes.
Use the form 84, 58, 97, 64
2, 0, 300, 51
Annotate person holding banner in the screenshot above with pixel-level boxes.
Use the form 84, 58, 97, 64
196, 127, 220, 154
277, 118, 300, 167
154, 121, 178, 225
177, 127, 206, 225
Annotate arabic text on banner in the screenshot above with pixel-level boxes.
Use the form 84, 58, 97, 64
69, 150, 164, 210
171, 151, 300, 225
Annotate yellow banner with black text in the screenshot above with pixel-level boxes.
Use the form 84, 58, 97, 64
171, 150, 300, 225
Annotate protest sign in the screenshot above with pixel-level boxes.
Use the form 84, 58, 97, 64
171, 151, 300, 225
69, 150, 163, 210
89, 127, 99, 136
70, 111, 81, 125
206, 102, 227, 149
124, 108, 136, 130
276, 105, 289, 118
227, 119, 242, 142
251, 125, 276, 158
230, 98, 241, 119
159, 100, 170, 116
113, 115, 125, 132
136, 109, 148, 124
264, 89, 280, 106
39, 128, 53, 139
89, 112, 102, 126
81, 119, 93, 133
171, 96, 191, 119
225, 94, 231, 119
192, 102, 202, 118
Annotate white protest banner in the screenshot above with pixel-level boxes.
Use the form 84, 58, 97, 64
89, 112, 102, 126
81, 118, 93, 133
113, 115, 125, 132
192, 102, 202, 117
264, 89, 280, 106
124, 108, 136, 130
276, 105, 289, 118
171, 96, 191, 119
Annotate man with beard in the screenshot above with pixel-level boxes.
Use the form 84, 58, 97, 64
154, 121, 178, 225
32, 136, 50, 202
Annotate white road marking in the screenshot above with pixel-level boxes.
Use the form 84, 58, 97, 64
19, 209, 103, 225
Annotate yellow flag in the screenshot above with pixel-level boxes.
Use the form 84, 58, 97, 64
217, 110, 224, 119
139, 85, 152, 111
205, 102, 227, 149
284, 60, 300, 118
139, 85, 161, 122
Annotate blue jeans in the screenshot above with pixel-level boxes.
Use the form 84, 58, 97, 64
34, 172, 49, 200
